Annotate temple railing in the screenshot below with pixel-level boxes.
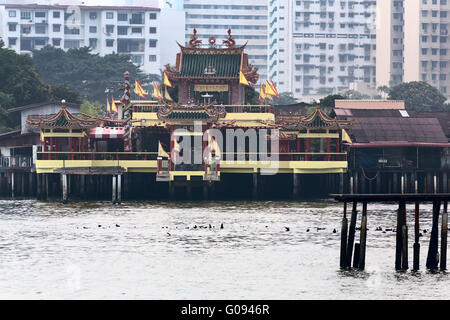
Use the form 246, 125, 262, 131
0, 156, 33, 168
37, 152, 158, 161
36, 152, 347, 162
220, 152, 347, 162
223, 105, 272, 113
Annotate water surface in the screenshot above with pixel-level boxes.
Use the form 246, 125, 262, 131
0, 200, 448, 299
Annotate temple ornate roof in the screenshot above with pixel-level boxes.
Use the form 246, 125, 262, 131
277, 106, 354, 130
164, 30, 258, 83
157, 103, 226, 122
27, 102, 99, 129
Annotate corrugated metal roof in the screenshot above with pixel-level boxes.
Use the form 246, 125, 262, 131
335, 100, 405, 110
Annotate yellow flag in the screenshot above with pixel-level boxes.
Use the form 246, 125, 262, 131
164, 71, 173, 88
158, 141, 169, 158
164, 87, 173, 101
240, 70, 250, 87
265, 80, 280, 98
111, 99, 118, 113
153, 83, 162, 99
135, 80, 148, 98
342, 129, 352, 144
106, 96, 111, 113
259, 84, 266, 102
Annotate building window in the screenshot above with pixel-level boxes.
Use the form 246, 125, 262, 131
52, 38, 61, 46
89, 12, 97, 19
149, 27, 157, 34
106, 12, 114, 19
131, 27, 142, 34
8, 24, 16, 32
53, 24, 61, 32
35, 26, 46, 34
106, 39, 114, 47
35, 39, 46, 46
89, 38, 97, 49
149, 55, 157, 62
118, 13, 128, 21
35, 12, 46, 18
9, 38, 16, 46
106, 25, 114, 34
118, 26, 128, 35
53, 11, 60, 18
149, 13, 157, 20
21, 11, 31, 20
131, 55, 143, 65
149, 39, 157, 47
89, 26, 97, 33
8, 10, 16, 17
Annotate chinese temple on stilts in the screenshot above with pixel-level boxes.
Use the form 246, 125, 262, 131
25, 30, 354, 202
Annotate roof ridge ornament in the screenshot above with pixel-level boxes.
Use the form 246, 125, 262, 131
223, 28, 236, 48
188, 28, 202, 48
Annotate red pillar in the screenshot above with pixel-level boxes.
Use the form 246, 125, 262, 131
326, 138, 330, 161
306, 138, 310, 161
50, 137, 53, 160
297, 138, 301, 161
69, 137, 72, 160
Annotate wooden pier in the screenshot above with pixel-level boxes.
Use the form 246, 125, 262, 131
332, 194, 450, 271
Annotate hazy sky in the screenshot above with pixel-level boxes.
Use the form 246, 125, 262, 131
0, 0, 163, 7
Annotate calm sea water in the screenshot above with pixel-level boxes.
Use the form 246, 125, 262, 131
0, 199, 448, 299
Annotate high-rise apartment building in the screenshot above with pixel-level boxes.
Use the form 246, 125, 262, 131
268, 0, 377, 101
183, 0, 268, 82
0, 3, 184, 75
375, 0, 404, 88
377, 0, 450, 98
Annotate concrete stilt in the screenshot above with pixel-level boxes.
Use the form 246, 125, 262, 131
112, 175, 117, 204
443, 172, 448, 193
293, 173, 300, 199
393, 173, 398, 194
339, 172, 344, 194
61, 174, 68, 204
117, 175, 122, 204
401, 174, 405, 194
11, 172, 14, 199
434, 173, 437, 194
252, 173, 258, 200
350, 175, 354, 195
440, 201, 448, 271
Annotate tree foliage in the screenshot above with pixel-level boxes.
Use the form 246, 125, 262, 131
32, 46, 148, 103
245, 86, 259, 105
80, 100, 102, 117
272, 92, 298, 105
320, 94, 346, 111
388, 81, 448, 112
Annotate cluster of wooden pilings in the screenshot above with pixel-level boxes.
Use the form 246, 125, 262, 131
334, 194, 450, 271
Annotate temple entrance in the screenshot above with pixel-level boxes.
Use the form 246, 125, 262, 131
192, 84, 229, 104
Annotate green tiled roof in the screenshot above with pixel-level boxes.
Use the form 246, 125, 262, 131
180, 53, 241, 77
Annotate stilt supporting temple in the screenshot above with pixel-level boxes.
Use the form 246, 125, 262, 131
117, 174, 122, 204
112, 175, 117, 204
293, 173, 300, 199
252, 173, 258, 200
61, 174, 68, 204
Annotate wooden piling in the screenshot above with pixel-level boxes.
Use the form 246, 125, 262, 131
395, 203, 403, 271
353, 243, 360, 268
426, 200, 441, 270
400, 201, 408, 270
358, 202, 368, 270
413, 202, 420, 271
440, 201, 448, 271
443, 172, 448, 193
340, 202, 348, 268
346, 201, 358, 267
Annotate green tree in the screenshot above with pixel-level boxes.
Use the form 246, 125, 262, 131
80, 100, 102, 116
49, 84, 81, 104
319, 94, 345, 112
245, 86, 259, 105
32, 46, 148, 103
273, 92, 298, 105
388, 81, 447, 112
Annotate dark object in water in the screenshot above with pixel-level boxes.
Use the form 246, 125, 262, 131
285, 227, 290, 232
220, 223, 224, 229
